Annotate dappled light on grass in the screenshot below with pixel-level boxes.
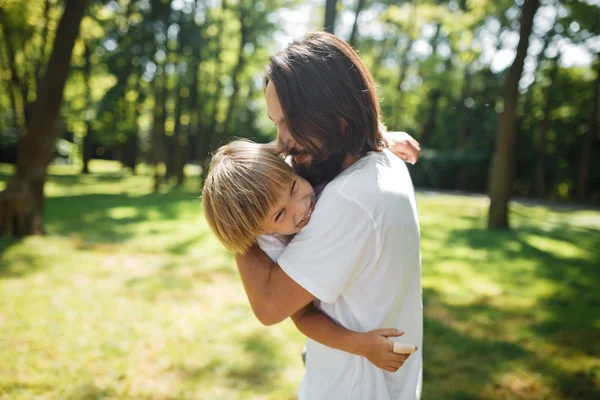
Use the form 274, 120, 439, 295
0, 161, 598, 399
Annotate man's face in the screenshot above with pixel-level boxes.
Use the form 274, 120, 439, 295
265, 81, 314, 167
265, 80, 348, 187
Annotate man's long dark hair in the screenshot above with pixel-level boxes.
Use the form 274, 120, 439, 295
265, 32, 386, 171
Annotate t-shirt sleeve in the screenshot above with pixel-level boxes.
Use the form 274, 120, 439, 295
256, 234, 288, 262
277, 190, 377, 304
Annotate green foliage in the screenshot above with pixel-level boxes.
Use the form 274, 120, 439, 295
0, 0, 598, 200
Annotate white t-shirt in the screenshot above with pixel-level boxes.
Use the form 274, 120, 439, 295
256, 233, 292, 261
277, 149, 423, 400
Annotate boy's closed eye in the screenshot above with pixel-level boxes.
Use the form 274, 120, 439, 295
275, 180, 297, 223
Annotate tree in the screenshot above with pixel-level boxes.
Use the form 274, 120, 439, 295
487, 0, 540, 229
324, 0, 338, 34
576, 57, 600, 200
81, 40, 94, 174
348, 0, 367, 47
0, 0, 88, 236
534, 55, 559, 198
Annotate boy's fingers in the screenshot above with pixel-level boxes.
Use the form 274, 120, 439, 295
388, 361, 404, 369
390, 352, 411, 362
377, 328, 404, 338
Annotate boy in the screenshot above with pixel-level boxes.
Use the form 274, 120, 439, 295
202, 139, 415, 372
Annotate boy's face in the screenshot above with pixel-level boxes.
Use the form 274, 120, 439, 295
260, 174, 316, 235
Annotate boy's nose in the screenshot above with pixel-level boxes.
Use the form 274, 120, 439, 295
293, 202, 306, 225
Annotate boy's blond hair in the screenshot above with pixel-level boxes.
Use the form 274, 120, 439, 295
202, 140, 296, 253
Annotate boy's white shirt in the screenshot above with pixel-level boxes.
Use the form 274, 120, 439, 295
256, 149, 422, 400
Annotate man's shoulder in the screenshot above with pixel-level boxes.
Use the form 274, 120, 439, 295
323, 150, 412, 203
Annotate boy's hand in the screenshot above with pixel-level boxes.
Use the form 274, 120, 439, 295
385, 131, 421, 165
356, 328, 416, 373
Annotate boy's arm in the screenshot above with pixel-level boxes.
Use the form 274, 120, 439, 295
382, 130, 420, 165
291, 303, 413, 373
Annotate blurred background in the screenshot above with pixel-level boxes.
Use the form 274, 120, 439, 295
0, 0, 599, 399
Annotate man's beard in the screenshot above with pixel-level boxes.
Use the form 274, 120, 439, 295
292, 150, 347, 187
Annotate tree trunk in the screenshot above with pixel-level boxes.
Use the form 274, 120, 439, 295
151, 73, 166, 192
348, 0, 366, 47
514, 31, 553, 195
394, 36, 414, 129
456, 68, 472, 191
324, 0, 338, 34
172, 76, 186, 187
488, 0, 540, 229
576, 57, 600, 200
0, 17, 28, 137
371, 36, 395, 80
222, 5, 249, 138
419, 89, 441, 145
394, 5, 416, 129
534, 56, 559, 198
0, 0, 87, 237
81, 41, 93, 174
200, 0, 228, 183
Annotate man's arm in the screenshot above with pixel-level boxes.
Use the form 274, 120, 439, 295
235, 244, 315, 326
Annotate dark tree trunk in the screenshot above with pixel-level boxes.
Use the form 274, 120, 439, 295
419, 89, 441, 146
514, 31, 552, 195
534, 56, 559, 198
577, 58, 600, 200
457, 68, 472, 148
394, 36, 414, 129
324, 0, 338, 34
200, 0, 228, 183
151, 74, 166, 192
172, 76, 186, 187
81, 41, 93, 174
456, 68, 472, 190
222, 5, 249, 138
0, 0, 88, 237
394, 4, 417, 129
488, 0, 540, 229
0, 15, 28, 137
371, 36, 395, 80
348, 0, 366, 47
121, 134, 138, 174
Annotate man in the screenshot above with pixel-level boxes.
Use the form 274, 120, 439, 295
235, 32, 422, 400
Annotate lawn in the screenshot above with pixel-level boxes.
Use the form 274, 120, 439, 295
0, 161, 599, 400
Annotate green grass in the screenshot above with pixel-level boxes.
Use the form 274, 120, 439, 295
0, 161, 599, 399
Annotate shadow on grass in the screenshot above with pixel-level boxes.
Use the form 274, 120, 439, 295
175, 330, 284, 393
429, 222, 600, 399
423, 285, 600, 399
45, 189, 201, 244
0, 237, 28, 278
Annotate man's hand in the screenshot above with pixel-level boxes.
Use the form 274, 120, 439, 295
385, 131, 421, 165
355, 328, 416, 373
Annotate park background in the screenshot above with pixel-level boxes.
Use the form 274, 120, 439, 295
0, 0, 599, 399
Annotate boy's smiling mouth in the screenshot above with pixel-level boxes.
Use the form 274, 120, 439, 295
297, 197, 316, 228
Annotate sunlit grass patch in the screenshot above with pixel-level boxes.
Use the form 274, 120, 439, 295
0, 162, 599, 399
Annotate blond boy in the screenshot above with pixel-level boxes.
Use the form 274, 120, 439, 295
202, 140, 415, 372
